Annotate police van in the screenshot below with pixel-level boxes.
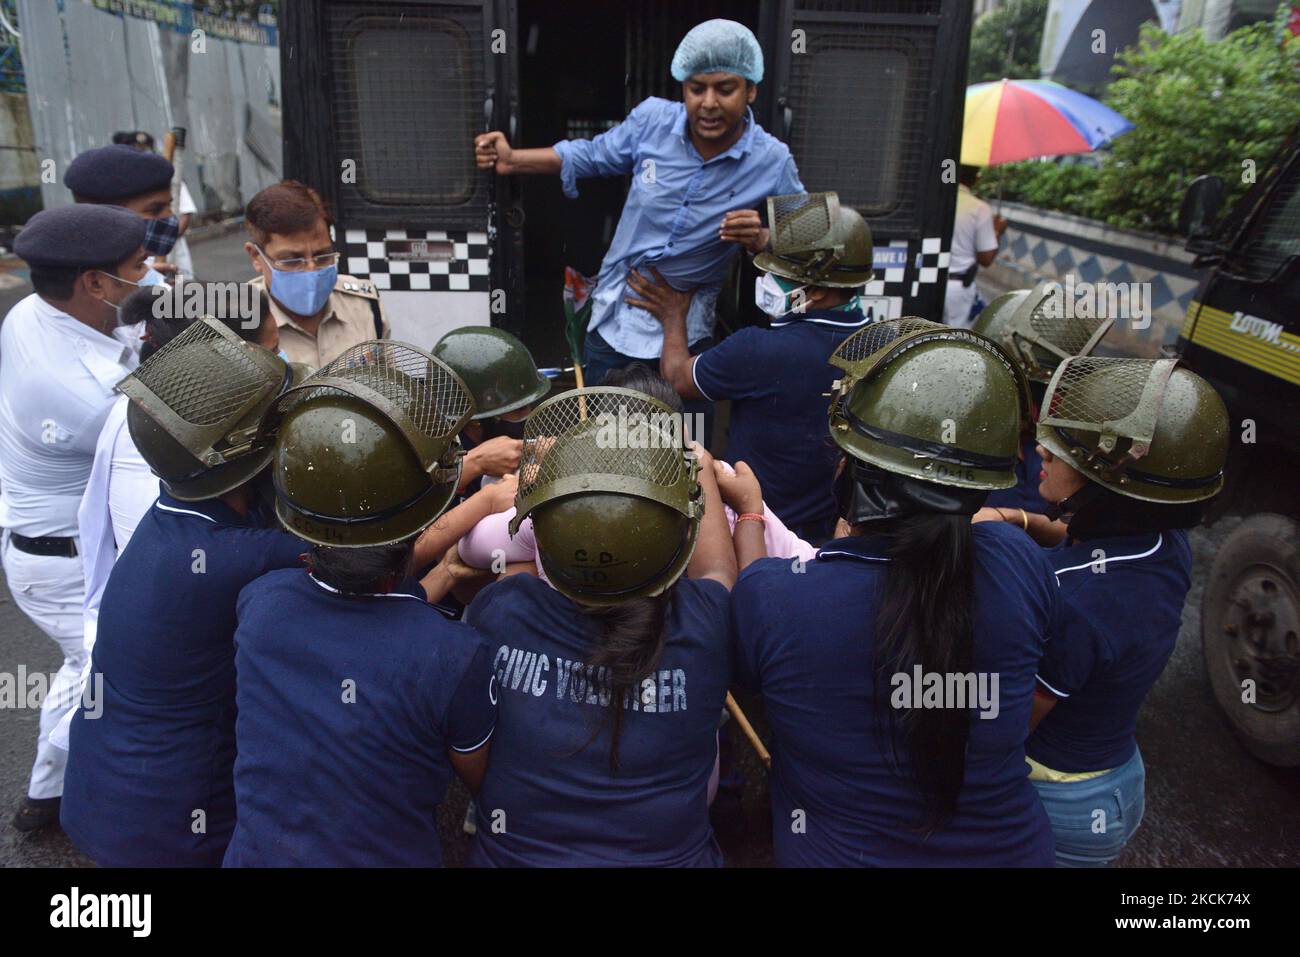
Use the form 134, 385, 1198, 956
1176, 124, 1300, 767
279, 0, 972, 366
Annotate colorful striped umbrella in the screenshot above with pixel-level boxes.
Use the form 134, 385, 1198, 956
961, 78, 1134, 167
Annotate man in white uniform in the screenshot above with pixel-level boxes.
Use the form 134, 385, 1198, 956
945, 165, 1006, 328
1, 204, 150, 831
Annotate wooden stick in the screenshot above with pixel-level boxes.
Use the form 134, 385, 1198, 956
574, 360, 587, 420
726, 691, 770, 770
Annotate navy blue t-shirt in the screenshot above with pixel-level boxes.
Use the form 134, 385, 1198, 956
61, 492, 305, 867
692, 310, 868, 527
1027, 530, 1192, 773
223, 570, 497, 867
731, 521, 1061, 867
465, 574, 730, 867
984, 438, 1047, 513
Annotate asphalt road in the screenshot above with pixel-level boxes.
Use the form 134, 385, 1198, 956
0, 235, 1296, 867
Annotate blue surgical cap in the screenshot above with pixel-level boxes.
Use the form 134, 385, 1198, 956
670, 19, 764, 84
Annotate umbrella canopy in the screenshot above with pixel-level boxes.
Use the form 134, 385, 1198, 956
961, 78, 1134, 167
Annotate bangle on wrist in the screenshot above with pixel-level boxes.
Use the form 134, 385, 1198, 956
736, 512, 765, 526
1019, 508, 1029, 532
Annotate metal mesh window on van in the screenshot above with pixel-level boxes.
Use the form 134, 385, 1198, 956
566, 118, 620, 141
797, 0, 941, 12
785, 25, 931, 232
328, 5, 485, 212
1227, 163, 1300, 282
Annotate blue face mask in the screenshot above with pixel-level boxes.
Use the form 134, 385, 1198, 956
257, 248, 337, 317
138, 267, 167, 286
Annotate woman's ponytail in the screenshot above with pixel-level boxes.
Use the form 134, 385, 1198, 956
873, 512, 978, 834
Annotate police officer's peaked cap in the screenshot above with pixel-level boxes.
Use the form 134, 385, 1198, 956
14, 204, 145, 268
64, 144, 173, 202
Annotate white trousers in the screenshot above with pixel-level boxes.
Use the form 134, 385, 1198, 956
944, 279, 978, 329
1, 533, 86, 799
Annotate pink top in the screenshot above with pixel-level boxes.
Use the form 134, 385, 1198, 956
458, 463, 817, 579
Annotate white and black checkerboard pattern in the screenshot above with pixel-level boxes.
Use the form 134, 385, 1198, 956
342, 229, 492, 292
855, 237, 949, 319
340, 230, 946, 305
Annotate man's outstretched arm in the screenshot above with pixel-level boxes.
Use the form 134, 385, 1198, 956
474, 132, 561, 175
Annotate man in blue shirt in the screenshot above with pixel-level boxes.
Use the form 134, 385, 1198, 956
474, 19, 803, 384
632, 193, 875, 542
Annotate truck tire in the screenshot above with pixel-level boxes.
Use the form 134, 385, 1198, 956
1202, 513, 1300, 767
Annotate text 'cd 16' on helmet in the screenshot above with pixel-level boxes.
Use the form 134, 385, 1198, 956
432, 325, 550, 420
972, 281, 1113, 384
1037, 356, 1228, 504
827, 317, 1031, 490
265, 340, 476, 546
510, 387, 703, 607
119, 318, 306, 502
753, 191, 874, 288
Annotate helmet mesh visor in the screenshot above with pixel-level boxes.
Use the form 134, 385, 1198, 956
126, 320, 272, 428
769, 192, 836, 255
830, 317, 947, 367
1025, 295, 1111, 359
118, 319, 283, 463
1040, 356, 1173, 446
515, 389, 695, 524
279, 341, 470, 433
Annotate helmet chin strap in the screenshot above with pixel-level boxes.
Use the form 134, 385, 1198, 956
1043, 480, 1104, 522
834, 458, 987, 526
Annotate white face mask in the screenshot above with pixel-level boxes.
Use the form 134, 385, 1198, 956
754, 272, 809, 319
92, 270, 155, 330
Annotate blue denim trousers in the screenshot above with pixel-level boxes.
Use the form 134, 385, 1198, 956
1031, 746, 1146, 867
582, 329, 716, 451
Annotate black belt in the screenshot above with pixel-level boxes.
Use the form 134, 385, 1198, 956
8, 533, 78, 558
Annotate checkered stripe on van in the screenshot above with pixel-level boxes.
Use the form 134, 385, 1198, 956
853, 237, 949, 317
341, 229, 492, 292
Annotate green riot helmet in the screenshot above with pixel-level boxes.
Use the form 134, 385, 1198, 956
510, 387, 703, 606
266, 341, 476, 546
827, 318, 1031, 490
119, 318, 307, 501
432, 325, 550, 419
753, 191, 875, 288
1037, 356, 1228, 504
972, 281, 1113, 384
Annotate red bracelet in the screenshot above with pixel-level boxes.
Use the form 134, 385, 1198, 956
736, 512, 766, 526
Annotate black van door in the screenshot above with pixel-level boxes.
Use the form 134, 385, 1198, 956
768, 0, 970, 325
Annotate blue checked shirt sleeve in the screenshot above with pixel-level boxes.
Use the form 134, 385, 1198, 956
553, 98, 660, 199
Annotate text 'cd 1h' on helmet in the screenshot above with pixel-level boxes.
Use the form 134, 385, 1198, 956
509, 387, 703, 607
119, 318, 306, 502
432, 325, 550, 420
753, 191, 874, 288
972, 281, 1114, 384
827, 317, 1032, 490
1037, 356, 1228, 504
265, 341, 476, 546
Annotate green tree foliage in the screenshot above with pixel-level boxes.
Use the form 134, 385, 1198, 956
1094, 20, 1300, 233
979, 19, 1300, 236
968, 0, 1049, 84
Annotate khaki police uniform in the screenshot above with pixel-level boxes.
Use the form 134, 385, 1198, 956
251, 273, 391, 368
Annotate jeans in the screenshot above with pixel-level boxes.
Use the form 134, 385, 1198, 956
583, 329, 716, 451
1031, 746, 1146, 867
